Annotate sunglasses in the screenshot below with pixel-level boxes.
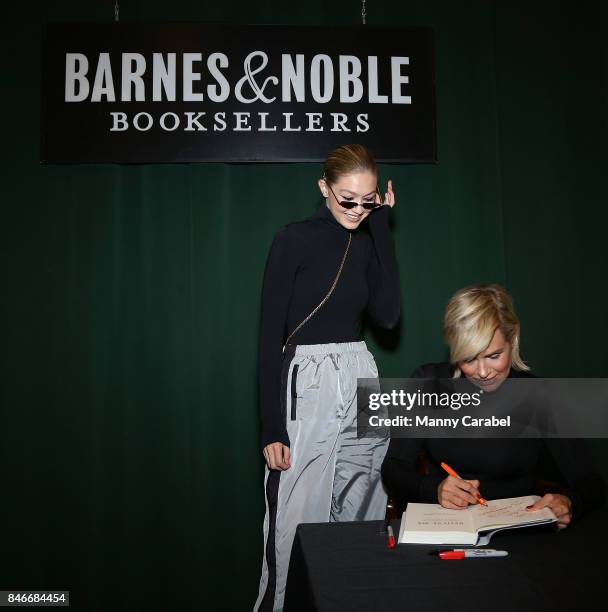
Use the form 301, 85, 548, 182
325, 180, 382, 211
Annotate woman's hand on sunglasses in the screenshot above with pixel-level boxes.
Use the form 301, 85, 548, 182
379, 179, 395, 208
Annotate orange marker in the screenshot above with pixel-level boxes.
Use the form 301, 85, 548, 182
440, 462, 488, 506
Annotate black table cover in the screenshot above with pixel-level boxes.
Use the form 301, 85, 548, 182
285, 507, 608, 612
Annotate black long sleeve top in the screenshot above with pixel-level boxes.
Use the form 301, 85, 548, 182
258, 203, 400, 449
381, 362, 606, 519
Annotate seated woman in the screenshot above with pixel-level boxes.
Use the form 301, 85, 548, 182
381, 283, 605, 528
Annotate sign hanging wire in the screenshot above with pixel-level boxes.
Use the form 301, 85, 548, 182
114, 1, 120, 22
361, 0, 367, 25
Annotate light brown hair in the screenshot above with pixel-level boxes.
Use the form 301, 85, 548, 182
323, 144, 377, 184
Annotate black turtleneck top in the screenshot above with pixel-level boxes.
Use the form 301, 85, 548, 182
381, 363, 606, 519
258, 203, 400, 449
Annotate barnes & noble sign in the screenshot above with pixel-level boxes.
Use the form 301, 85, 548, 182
42, 23, 436, 163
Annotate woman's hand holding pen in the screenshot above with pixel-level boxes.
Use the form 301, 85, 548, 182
263, 442, 291, 471
437, 476, 483, 509
438, 462, 487, 509
526, 493, 572, 530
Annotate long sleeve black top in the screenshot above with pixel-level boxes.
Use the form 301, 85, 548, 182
381, 362, 606, 519
258, 203, 400, 449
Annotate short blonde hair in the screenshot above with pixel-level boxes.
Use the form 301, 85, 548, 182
443, 283, 529, 377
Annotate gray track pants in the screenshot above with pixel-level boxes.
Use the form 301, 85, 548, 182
253, 341, 389, 612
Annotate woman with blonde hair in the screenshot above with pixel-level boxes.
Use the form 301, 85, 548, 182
254, 144, 400, 612
443, 283, 528, 384
382, 283, 604, 527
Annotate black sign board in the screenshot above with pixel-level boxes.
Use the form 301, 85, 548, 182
41, 23, 436, 163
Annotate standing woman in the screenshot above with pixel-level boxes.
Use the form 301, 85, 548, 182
253, 144, 400, 612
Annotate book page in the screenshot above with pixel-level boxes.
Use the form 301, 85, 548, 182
401, 503, 475, 536
471, 495, 556, 531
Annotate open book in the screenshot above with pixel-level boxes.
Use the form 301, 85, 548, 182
398, 495, 557, 545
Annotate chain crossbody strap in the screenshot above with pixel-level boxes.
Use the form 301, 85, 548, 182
283, 232, 352, 352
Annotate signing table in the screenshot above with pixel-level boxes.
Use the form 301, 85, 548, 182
284, 506, 607, 612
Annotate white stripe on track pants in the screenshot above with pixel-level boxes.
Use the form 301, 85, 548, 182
253, 341, 389, 612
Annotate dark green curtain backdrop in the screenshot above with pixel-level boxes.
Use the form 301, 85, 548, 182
2, 1, 607, 610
